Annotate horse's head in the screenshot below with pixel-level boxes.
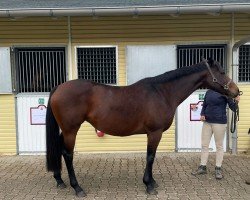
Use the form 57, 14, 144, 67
202, 58, 240, 98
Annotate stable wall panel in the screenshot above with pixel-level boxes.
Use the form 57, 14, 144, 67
71, 14, 231, 43
0, 95, 16, 154
0, 17, 68, 44
237, 84, 250, 152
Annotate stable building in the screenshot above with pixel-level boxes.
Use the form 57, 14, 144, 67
0, 0, 249, 155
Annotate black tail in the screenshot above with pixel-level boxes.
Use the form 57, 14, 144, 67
46, 86, 62, 172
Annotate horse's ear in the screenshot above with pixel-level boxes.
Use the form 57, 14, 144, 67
207, 57, 214, 66
201, 57, 207, 63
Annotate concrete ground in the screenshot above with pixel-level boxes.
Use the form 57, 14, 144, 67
0, 152, 249, 200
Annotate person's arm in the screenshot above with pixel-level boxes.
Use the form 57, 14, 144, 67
200, 93, 207, 116
200, 92, 207, 121
227, 96, 240, 112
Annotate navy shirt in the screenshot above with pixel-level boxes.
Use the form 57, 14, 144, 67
200, 90, 238, 124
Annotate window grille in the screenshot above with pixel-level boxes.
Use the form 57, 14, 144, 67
15, 48, 66, 93
177, 45, 226, 70
238, 45, 250, 82
77, 47, 117, 84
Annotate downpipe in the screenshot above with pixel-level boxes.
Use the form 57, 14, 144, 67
231, 91, 243, 155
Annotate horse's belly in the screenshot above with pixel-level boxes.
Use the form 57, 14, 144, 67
87, 118, 146, 137
105, 129, 146, 137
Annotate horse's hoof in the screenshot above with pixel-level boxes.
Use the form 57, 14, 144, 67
153, 182, 159, 188
152, 180, 159, 188
57, 183, 66, 189
76, 190, 87, 197
146, 186, 158, 195
146, 189, 158, 195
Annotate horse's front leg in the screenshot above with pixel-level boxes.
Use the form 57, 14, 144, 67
143, 131, 162, 195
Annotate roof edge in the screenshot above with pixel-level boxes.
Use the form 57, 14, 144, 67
0, 4, 250, 17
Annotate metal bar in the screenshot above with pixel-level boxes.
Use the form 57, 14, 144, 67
29, 52, 32, 92
45, 51, 48, 92
20, 51, 24, 92
24, 51, 28, 92
62, 51, 66, 83
35, 51, 39, 92
46, 51, 49, 90
56, 51, 58, 85
19, 52, 23, 93
222, 48, 225, 69
40, 51, 45, 92
58, 51, 62, 84
32, 51, 36, 92
50, 51, 53, 91
52, 51, 55, 88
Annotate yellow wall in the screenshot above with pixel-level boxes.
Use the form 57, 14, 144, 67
0, 17, 68, 44
237, 85, 250, 152
70, 14, 232, 43
0, 95, 16, 154
232, 13, 250, 152
234, 14, 250, 41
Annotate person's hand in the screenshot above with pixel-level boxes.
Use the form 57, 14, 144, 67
235, 95, 240, 102
200, 115, 206, 121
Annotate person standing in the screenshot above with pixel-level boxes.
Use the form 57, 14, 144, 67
192, 89, 240, 179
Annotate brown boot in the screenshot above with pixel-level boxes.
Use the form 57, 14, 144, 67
191, 165, 207, 176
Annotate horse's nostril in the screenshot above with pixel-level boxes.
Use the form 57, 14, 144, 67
239, 91, 243, 96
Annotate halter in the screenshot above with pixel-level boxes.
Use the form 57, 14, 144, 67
202, 59, 242, 134
202, 59, 232, 90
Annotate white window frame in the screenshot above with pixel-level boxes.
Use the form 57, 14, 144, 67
237, 43, 250, 84
75, 45, 118, 85
0, 47, 12, 94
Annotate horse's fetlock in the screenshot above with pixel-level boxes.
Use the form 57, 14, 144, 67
70, 180, 78, 188
62, 149, 73, 157
143, 176, 150, 185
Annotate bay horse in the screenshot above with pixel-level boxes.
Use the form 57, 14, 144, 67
46, 58, 240, 197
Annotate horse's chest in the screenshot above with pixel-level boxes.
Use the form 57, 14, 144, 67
143, 105, 174, 131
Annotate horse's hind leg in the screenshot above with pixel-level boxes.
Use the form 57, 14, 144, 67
62, 130, 86, 197
53, 170, 66, 189
53, 134, 66, 189
143, 131, 162, 195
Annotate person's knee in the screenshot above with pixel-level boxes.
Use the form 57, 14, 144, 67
201, 145, 209, 151
216, 144, 224, 151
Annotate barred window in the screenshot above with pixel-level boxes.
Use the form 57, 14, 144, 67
238, 45, 250, 82
177, 45, 226, 70
177, 45, 226, 89
77, 47, 117, 84
15, 47, 66, 93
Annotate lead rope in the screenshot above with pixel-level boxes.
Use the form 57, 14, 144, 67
230, 91, 243, 133
230, 101, 239, 133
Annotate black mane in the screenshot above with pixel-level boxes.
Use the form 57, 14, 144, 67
141, 62, 207, 84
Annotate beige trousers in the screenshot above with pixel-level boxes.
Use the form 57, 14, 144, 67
200, 122, 227, 167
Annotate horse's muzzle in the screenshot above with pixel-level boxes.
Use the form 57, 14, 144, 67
238, 91, 243, 96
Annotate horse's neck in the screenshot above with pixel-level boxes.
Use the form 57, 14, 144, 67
159, 71, 206, 109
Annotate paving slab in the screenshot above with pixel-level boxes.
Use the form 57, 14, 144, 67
0, 152, 249, 200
